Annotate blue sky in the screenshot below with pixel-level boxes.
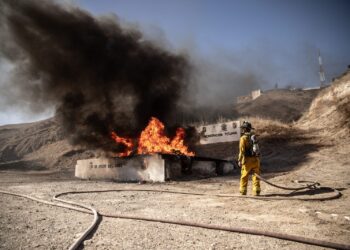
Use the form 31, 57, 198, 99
76, 0, 350, 84
1, 0, 349, 125
76, 0, 349, 51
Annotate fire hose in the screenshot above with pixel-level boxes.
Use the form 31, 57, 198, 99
0, 176, 349, 250
0, 189, 99, 250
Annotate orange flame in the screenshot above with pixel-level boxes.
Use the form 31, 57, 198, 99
110, 117, 194, 157
110, 131, 134, 157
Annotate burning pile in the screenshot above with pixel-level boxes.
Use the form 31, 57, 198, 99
111, 117, 194, 157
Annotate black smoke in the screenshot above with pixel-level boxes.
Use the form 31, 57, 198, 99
0, 0, 190, 153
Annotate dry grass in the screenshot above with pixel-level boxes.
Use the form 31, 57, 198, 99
299, 70, 350, 137
239, 116, 300, 142
234, 88, 319, 123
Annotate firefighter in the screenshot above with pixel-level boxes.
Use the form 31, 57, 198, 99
237, 121, 261, 196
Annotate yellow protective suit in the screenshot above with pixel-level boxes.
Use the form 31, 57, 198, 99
238, 132, 261, 195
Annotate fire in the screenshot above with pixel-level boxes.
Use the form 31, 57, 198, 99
110, 117, 194, 157
110, 132, 134, 157
138, 117, 194, 156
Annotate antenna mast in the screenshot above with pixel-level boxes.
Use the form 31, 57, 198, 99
318, 49, 326, 87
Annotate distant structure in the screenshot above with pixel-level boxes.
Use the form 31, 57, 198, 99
302, 87, 321, 91
318, 49, 326, 87
236, 89, 261, 104
251, 89, 261, 99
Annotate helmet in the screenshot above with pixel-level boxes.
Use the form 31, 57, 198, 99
241, 121, 254, 131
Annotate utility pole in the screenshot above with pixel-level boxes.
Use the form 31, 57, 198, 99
318, 49, 326, 87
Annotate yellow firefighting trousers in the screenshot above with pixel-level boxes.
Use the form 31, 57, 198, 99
240, 157, 261, 195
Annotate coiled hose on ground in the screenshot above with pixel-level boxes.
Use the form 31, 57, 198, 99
0, 175, 349, 250
0, 189, 99, 250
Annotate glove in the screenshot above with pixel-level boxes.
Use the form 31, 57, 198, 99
237, 161, 242, 168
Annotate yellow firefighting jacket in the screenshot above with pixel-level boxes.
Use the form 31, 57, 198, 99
238, 132, 259, 166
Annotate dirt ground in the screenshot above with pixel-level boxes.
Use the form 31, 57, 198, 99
1, 129, 349, 250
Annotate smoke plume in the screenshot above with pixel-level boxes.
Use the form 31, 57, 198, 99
0, 0, 190, 153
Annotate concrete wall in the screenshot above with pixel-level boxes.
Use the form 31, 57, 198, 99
75, 155, 235, 182
75, 155, 165, 182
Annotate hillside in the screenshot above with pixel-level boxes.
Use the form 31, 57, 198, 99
299, 70, 350, 137
1, 73, 348, 171
234, 88, 319, 122
0, 118, 94, 170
